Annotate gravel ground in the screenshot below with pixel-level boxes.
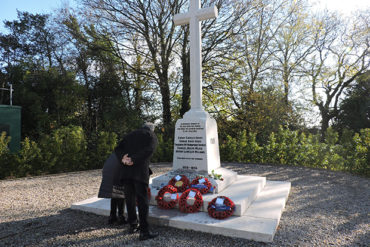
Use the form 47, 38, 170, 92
0, 163, 369, 247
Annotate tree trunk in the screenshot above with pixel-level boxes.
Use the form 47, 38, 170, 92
158, 72, 172, 139
180, 51, 190, 117
319, 106, 331, 142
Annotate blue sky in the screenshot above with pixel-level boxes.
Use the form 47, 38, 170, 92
0, 0, 368, 32
0, 0, 75, 30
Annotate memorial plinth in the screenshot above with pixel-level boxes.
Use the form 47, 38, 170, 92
172, 114, 220, 173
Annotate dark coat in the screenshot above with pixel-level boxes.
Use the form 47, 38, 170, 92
114, 126, 157, 185
97, 153, 125, 198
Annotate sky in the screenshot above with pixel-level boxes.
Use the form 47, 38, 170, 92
0, 0, 369, 28
0, 0, 75, 28
312, 0, 369, 13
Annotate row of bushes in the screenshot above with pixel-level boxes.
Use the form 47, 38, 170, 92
220, 127, 369, 176
0, 125, 117, 179
0, 125, 369, 179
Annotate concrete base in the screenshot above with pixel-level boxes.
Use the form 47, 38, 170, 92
71, 177, 291, 243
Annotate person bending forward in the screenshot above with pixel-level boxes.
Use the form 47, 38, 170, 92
114, 123, 158, 241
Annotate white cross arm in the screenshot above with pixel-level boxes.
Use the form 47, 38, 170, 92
173, 6, 218, 26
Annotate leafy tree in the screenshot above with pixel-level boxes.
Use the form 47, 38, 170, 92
215, 86, 303, 141
12, 67, 84, 139
62, 15, 143, 136
0, 11, 86, 138
334, 71, 370, 133
0, 11, 56, 68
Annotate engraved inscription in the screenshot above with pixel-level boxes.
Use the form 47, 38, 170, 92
174, 122, 206, 162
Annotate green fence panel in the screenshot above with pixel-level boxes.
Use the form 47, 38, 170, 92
0, 105, 21, 152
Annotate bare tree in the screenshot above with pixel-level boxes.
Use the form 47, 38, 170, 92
270, 0, 315, 105
205, 0, 294, 115
304, 10, 370, 138
177, 0, 250, 116
78, 0, 187, 135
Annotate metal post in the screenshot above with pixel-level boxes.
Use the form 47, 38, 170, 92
10, 84, 13, 106
0, 83, 13, 105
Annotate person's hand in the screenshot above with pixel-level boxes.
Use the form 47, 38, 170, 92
122, 154, 133, 166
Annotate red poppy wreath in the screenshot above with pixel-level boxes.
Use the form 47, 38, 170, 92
155, 185, 179, 209
168, 174, 190, 192
207, 196, 235, 219
190, 176, 212, 194
179, 188, 203, 213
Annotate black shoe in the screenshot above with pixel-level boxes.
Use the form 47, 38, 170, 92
117, 216, 128, 225
129, 224, 139, 234
139, 231, 158, 241
108, 215, 117, 225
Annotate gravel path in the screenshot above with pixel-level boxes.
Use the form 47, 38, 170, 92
0, 163, 369, 247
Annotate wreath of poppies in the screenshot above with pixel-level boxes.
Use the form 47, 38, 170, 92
155, 185, 179, 209
207, 196, 235, 219
179, 188, 203, 213
168, 175, 190, 192
190, 176, 212, 194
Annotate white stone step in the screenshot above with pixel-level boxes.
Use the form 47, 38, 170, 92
71, 178, 291, 243
148, 206, 279, 243
150, 175, 266, 216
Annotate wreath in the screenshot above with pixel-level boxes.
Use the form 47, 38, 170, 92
207, 196, 235, 219
179, 188, 203, 213
155, 185, 179, 209
168, 175, 190, 192
190, 176, 212, 194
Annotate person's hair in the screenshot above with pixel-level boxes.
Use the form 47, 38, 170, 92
142, 122, 155, 132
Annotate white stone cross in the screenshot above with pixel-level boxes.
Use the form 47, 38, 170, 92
174, 0, 218, 115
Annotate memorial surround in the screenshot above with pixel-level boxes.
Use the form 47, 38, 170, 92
71, 0, 291, 242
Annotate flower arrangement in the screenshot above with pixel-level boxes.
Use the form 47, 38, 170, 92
207, 196, 235, 219
190, 176, 212, 194
209, 169, 223, 181
179, 188, 203, 213
155, 185, 178, 209
168, 174, 190, 192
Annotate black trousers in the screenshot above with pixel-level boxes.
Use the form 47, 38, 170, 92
123, 180, 149, 232
110, 198, 125, 217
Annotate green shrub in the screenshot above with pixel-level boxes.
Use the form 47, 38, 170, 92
263, 132, 279, 164
1, 126, 368, 179
352, 129, 370, 176
0, 132, 11, 155
152, 133, 173, 162
15, 137, 43, 176
244, 132, 262, 163
220, 135, 238, 162
88, 131, 118, 169
0, 132, 13, 179
39, 125, 87, 173
219, 126, 368, 177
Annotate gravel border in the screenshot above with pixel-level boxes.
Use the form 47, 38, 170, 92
0, 163, 369, 247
